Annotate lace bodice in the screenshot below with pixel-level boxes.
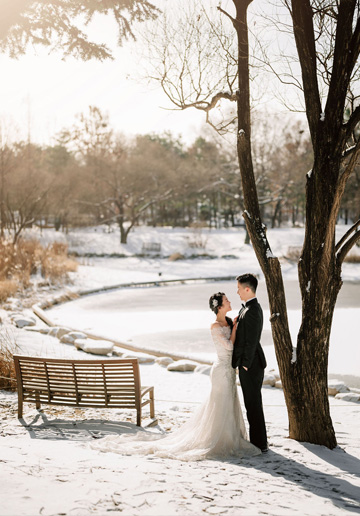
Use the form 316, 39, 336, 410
210, 324, 233, 360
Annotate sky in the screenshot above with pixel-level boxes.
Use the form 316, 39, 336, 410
0, 46, 207, 145
0, 0, 210, 145
0, 0, 297, 146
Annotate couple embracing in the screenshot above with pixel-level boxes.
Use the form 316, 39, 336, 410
211, 273, 268, 454
92, 273, 268, 461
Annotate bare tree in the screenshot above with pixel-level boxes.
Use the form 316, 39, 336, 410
0, 123, 15, 239
42, 143, 83, 232
6, 142, 52, 244
251, 116, 311, 227
145, 0, 360, 448
61, 108, 174, 243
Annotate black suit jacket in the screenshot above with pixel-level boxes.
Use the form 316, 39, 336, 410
232, 298, 267, 370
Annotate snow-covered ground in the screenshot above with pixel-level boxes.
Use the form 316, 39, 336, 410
1, 224, 359, 516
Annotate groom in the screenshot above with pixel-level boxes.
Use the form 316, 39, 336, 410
232, 273, 268, 453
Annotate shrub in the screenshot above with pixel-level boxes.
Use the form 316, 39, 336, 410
0, 279, 18, 303
13, 238, 42, 287
41, 243, 78, 282
0, 327, 18, 391
168, 252, 185, 261
0, 240, 17, 280
50, 242, 69, 256
0, 238, 78, 302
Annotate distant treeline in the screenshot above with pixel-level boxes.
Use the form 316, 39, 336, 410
1, 107, 359, 244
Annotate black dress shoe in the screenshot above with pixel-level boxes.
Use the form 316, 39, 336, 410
261, 447, 269, 453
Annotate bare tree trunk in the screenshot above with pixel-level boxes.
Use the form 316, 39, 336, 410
119, 225, 127, 244
271, 200, 281, 228
232, 0, 341, 448
233, 4, 292, 339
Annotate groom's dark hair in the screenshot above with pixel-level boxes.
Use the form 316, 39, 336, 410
236, 273, 258, 293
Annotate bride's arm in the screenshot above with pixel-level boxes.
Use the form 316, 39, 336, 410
211, 323, 234, 350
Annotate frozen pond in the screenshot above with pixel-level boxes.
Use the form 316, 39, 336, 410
47, 280, 360, 383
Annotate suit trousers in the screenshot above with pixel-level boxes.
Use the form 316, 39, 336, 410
239, 355, 267, 450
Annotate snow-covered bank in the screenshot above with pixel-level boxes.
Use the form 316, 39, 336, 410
24, 224, 360, 283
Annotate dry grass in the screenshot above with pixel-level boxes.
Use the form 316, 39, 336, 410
0, 326, 19, 391
168, 252, 185, 261
0, 240, 17, 279
0, 238, 78, 303
41, 242, 78, 281
0, 279, 18, 303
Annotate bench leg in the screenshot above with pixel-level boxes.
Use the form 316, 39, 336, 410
35, 393, 41, 410
150, 391, 155, 419
136, 408, 141, 427
18, 400, 23, 419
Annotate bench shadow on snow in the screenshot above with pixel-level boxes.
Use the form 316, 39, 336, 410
19, 411, 150, 442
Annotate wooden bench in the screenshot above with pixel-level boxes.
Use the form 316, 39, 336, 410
13, 355, 155, 426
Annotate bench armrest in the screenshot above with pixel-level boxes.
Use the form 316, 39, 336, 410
141, 386, 154, 397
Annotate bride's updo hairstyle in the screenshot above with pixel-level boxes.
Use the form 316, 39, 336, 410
209, 292, 225, 315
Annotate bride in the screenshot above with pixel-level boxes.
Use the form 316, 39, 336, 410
91, 292, 261, 461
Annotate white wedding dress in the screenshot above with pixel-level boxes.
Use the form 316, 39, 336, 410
91, 325, 261, 461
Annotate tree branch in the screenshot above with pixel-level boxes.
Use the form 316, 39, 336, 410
335, 218, 360, 253
323, 137, 360, 257
326, 1, 358, 127
342, 141, 360, 160
290, 0, 321, 145
343, 104, 360, 142
336, 224, 360, 265
217, 6, 236, 26
349, 12, 360, 73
